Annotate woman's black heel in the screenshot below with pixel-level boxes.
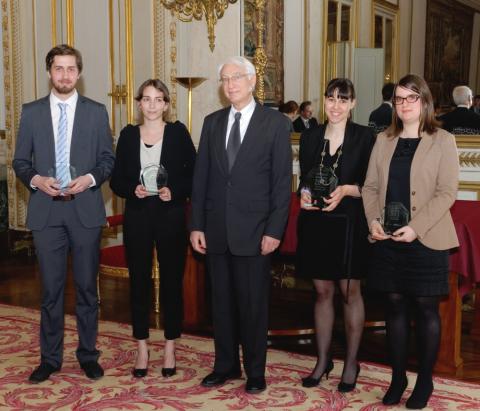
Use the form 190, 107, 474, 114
302, 359, 334, 388
132, 350, 149, 378
337, 364, 360, 393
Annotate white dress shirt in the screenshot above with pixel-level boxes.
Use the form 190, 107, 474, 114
225, 98, 256, 148
31, 90, 95, 188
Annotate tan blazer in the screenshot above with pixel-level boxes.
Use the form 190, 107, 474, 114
362, 128, 459, 250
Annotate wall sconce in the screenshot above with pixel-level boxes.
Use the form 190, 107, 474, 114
161, 0, 238, 52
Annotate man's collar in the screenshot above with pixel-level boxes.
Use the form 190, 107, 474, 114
50, 89, 78, 107
230, 97, 256, 116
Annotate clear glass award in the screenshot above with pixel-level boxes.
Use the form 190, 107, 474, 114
305, 165, 338, 208
139, 164, 168, 194
48, 165, 77, 193
382, 202, 410, 235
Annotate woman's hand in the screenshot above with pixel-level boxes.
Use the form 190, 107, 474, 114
135, 184, 149, 199
158, 187, 171, 202
370, 220, 390, 241
322, 185, 351, 212
391, 225, 417, 242
300, 190, 320, 210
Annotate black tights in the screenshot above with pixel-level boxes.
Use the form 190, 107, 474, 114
310, 279, 364, 383
385, 293, 439, 400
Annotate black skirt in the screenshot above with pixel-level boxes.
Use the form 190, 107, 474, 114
296, 208, 369, 280
368, 239, 449, 296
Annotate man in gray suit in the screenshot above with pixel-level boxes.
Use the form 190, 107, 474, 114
13, 44, 114, 383
190, 56, 291, 393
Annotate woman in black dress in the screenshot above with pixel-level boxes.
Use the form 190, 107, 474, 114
110, 79, 196, 378
297, 78, 375, 391
363, 74, 459, 409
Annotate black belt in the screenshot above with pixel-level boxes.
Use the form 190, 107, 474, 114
53, 194, 75, 201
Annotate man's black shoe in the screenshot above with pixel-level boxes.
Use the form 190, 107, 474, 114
201, 370, 242, 387
245, 376, 266, 394
29, 362, 61, 384
80, 361, 104, 380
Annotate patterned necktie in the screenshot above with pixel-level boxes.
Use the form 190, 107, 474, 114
227, 112, 242, 171
55, 103, 69, 188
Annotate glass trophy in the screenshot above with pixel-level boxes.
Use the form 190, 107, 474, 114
305, 165, 338, 208
48, 165, 77, 193
139, 164, 168, 194
381, 202, 410, 235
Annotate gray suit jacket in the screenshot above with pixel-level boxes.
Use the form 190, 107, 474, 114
13, 94, 115, 230
190, 103, 292, 256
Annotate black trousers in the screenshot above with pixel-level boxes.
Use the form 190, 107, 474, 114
207, 251, 271, 378
32, 201, 102, 368
124, 198, 187, 340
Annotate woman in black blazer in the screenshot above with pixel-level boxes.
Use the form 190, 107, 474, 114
297, 78, 375, 391
110, 79, 196, 378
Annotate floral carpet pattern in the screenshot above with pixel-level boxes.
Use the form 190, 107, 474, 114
0, 303, 479, 410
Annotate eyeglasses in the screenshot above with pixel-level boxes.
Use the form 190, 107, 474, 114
392, 94, 420, 105
219, 73, 249, 85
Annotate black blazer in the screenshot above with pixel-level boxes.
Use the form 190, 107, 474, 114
368, 102, 392, 134
190, 104, 292, 256
110, 122, 196, 209
298, 122, 375, 218
293, 116, 319, 132
438, 107, 480, 135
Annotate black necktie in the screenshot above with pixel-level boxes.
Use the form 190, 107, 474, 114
227, 112, 242, 171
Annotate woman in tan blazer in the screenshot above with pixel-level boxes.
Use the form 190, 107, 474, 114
362, 74, 459, 409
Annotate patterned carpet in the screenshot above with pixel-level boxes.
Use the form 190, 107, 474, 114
0, 303, 479, 410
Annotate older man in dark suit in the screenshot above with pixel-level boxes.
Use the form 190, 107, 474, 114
13, 44, 114, 383
190, 56, 291, 393
438, 86, 480, 135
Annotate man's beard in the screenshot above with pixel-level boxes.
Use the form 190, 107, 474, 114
52, 82, 75, 95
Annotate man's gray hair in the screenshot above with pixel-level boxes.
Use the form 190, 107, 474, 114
452, 86, 473, 106
217, 56, 256, 79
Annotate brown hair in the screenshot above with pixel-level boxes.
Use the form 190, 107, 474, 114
135, 79, 171, 121
135, 79, 171, 103
387, 74, 440, 137
46, 44, 83, 73
279, 100, 299, 115
324, 78, 356, 100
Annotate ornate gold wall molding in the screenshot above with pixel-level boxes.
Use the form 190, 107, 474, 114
154, 1, 166, 81
252, 0, 266, 104
160, 0, 237, 52
459, 152, 480, 168
169, 19, 178, 120
66, 0, 74, 45
3, 0, 28, 230
125, 0, 134, 124
51, 0, 56, 45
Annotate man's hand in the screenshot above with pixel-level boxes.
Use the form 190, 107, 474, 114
67, 175, 94, 194
261, 235, 280, 255
158, 187, 171, 202
391, 225, 417, 243
190, 231, 207, 254
31, 175, 61, 197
